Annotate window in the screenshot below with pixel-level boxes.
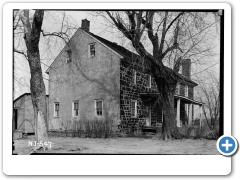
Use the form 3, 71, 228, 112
179, 65, 182, 74
175, 84, 180, 95
89, 43, 95, 58
131, 100, 137, 118
131, 70, 136, 84
66, 49, 72, 63
185, 85, 188, 97
54, 102, 59, 117
72, 101, 79, 117
95, 100, 103, 116
147, 74, 151, 88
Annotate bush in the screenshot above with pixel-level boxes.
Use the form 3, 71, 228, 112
59, 118, 115, 138
71, 120, 83, 138
181, 124, 204, 139
83, 119, 114, 138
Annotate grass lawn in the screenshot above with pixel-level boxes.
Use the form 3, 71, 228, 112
13, 134, 219, 155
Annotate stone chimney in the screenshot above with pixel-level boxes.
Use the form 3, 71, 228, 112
81, 19, 90, 32
182, 59, 191, 78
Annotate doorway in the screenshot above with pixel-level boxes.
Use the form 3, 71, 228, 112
13, 109, 18, 129
145, 105, 151, 126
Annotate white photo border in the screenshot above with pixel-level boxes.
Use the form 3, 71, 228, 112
3, 2, 231, 175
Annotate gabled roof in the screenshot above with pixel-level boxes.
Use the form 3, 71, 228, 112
13, 93, 31, 102
14, 93, 49, 102
86, 31, 140, 62
84, 30, 198, 86
46, 28, 198, 86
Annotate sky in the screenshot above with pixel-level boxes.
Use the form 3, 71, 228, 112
14, 10, 220, 99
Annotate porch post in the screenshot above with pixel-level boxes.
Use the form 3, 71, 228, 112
176, 99, 181, 127
188, 104, 193, 126
199, 105, 202, 127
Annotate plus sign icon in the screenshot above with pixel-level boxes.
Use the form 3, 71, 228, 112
217, 135, 238, 156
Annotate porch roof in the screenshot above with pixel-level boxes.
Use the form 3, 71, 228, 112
139, 92, 203, 106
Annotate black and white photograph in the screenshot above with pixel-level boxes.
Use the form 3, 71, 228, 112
12, 9, 223, 155
2, 1, 237, 176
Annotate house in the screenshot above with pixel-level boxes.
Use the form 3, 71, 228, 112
46, 19, 203, 132
13, 93, 49, 134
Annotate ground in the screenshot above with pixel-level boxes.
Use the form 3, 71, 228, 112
13, 134, 219, 155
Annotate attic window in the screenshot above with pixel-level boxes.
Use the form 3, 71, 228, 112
66, 49, 72, 63
89, 43, 95, 58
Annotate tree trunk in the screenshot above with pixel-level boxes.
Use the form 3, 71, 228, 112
21, 10, 48, 148
28, 55, 48, 143
155, 77, 183, 140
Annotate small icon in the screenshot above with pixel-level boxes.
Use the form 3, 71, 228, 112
217, 135, 238, 156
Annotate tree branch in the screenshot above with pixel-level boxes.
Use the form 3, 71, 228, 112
30, 10, 44, 48
14, 49, 28, 60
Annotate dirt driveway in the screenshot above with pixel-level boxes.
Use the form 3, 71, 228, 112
13, 135, 219, 155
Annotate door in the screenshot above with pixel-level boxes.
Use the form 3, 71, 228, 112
145, 105, 151, 126
13, 109, 18, 130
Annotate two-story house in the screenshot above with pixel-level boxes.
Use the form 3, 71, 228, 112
46, 19, 203, 131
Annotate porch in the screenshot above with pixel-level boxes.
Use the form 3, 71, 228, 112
140, 93, 203, 129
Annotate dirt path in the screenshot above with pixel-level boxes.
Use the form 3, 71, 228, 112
13, 135, 219, 155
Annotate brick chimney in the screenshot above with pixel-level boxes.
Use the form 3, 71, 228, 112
81, 19, 90, 32
182, 59, 191, 78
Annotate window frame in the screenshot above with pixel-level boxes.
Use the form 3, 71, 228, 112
54, 102, 60, 118
95, 99, 103, 117
185, 85, 188, 97
147, 74, 151, 88
72, 101, 79, 117
131, 70, 137, 85
89, 43, 96, 58
179, 65, 182, 74
131, 100, 137, 118
66, 49, 72, 63
175, 83, 180, 95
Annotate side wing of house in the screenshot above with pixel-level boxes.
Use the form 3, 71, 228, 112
48, 29, 120, 130
23, 95, 35, 133
13, 95, 26, 132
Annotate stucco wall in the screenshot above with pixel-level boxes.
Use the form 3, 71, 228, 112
48, 29, 120, 130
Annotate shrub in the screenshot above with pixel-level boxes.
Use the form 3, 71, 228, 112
59, 118, 115, 138
60, 120, 72, 137
71, 120, 83, 138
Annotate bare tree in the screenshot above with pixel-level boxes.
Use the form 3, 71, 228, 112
14, 10, 78, 150
14, 10, 78, 99
197, 71, 220, 132
98, 11, 220, 140
19, 10, 48, 147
